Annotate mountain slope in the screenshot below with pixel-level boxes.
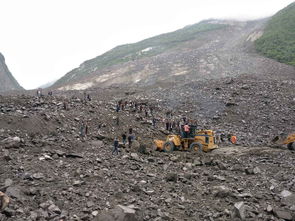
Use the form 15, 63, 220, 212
52, 19, 295, 91
52, 21, 227, 89
0, 53, 23, 92
255, 2, 295, 66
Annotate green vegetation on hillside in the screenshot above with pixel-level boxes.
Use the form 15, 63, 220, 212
55, 21, 226, 85
93, 22, 225, 66
255, 2, 295, 66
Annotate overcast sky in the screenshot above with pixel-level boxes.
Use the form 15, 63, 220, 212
0, 0, 294, 89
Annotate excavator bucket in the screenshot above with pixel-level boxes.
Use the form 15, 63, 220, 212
154, 139, 164, 151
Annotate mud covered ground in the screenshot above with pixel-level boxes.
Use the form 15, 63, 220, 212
0, 76, 295, 220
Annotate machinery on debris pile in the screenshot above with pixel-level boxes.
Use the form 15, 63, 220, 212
154, 126, 218, 153
272, 133, 295, 150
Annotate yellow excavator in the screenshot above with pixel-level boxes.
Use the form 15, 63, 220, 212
272, 133, 295, 150
154, 126, 218, 153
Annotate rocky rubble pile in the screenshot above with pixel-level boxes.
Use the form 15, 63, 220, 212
141, 77, 295, 146
0, 75, 294, 220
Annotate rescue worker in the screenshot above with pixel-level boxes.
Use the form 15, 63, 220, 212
116, 116, 119, 126
128, 134, 133, 148
165, 119, 170, 131
122, 133, 127, 145
231, 134, 237, 144
87, 94, 91, 101
183, 123, 190, 138
83, 91, 87, 103
80, 121, 86, 140
149, 106, 153, 115
116, 104, 120, 112
112, 137, 119, 155
152, 118, 156, 128
63, 100, 68, 110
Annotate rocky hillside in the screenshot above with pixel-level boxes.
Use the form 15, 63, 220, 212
255, 2, 295, 66
52, 18, 295, 91
0, 53, 23, 93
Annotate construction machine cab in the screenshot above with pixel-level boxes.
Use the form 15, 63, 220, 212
180, 124, 197, 138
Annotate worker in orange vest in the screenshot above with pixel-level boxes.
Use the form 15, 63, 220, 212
183, 123, 190, 138
231, 135, 237, 144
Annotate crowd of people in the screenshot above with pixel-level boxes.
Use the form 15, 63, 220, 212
35, 89, 236, 155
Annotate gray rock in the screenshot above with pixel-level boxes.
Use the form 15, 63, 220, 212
213, 186, 232, 198
95, 205, 140, 221
2, 136, 21, 149
4, 179, 13, 187
5, 186, 22, 200
66, 153, 83, 158
29, 211, 38, 221
131, 140, 140, 150
273, 209, 293, 221
48, 204, 61, 214
3, 150, 12, 161
216, 161, 227, 170
233, 201, 246, 220
130, 153, 140, 161
266, 205, 273, 213
281, 190, 293, 198
0, 191, 10, 211
245, 167, 260, 175
165, 173, 178, 182
92, 140, 104, 147
193, 159, 203, 166
32, 173, 44, 180
253, 166, 261, 174
282, 192, 295, 207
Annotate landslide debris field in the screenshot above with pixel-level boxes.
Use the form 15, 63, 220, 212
1, 76, 295, 221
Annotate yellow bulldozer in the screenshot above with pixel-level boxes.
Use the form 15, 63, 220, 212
272, 133, 295, 150
154, 125, 218, 153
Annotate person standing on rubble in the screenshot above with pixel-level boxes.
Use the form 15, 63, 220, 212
36, 89, 41, 97
230, 134, 237, 145
165, 119, 170, 131
122, 132, 127, 145
85, 121, 89, 136
63, 100, 68, 110
128, 134, 132, 148
83, 91, 87, 103
87, 94, 91, 101
80, 121, 86, 140
149, 106, 153, 116
152, 118, 156, 128
116, 116, 119, 126
116, 103, 120, 112
112, 137, 119, 155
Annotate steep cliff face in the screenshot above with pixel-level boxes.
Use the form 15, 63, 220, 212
0, 53, 23, 92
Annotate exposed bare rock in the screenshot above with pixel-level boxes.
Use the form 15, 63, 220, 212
0, 53, 23, 92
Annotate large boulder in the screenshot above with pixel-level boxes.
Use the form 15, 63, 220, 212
0, 191, 10, 211
1, 136, 22, 149
94, 205, 142, 221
